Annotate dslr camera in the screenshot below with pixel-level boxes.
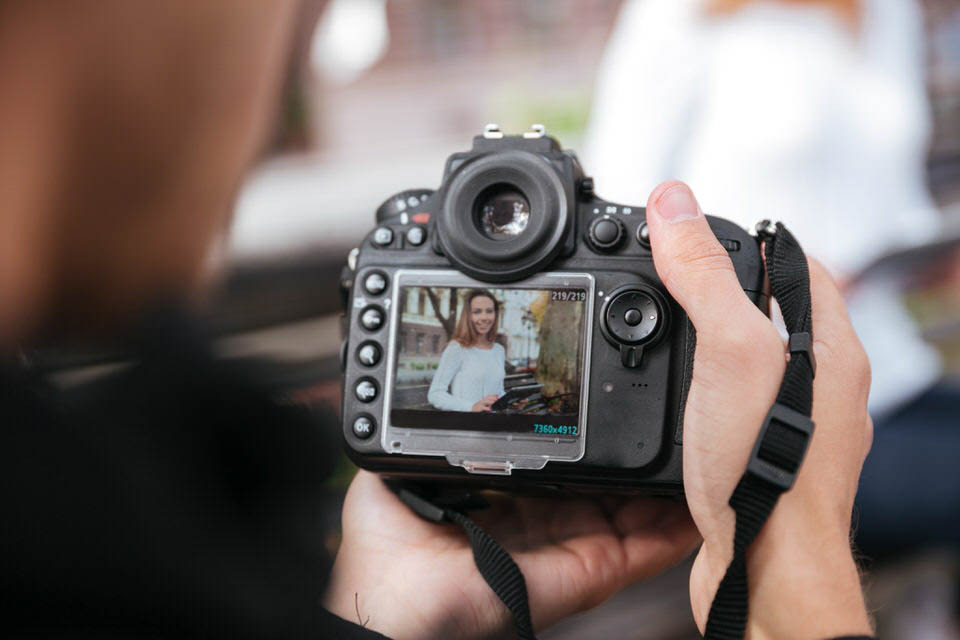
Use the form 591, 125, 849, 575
340, 125, 764, 493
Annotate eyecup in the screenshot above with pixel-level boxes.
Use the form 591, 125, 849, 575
436, 150, 571, 283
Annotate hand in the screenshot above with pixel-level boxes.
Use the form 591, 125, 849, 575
645, 181, 873, 638
471, 394, 499, 412
323, 471, 700, 639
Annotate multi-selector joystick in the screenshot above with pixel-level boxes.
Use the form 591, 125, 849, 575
600, 285, 668, 368
586, 215, 625, 252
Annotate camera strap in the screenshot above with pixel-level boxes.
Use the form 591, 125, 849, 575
393, 221, 814, 640
704, 220, 816, 639
393, 486, 537, 640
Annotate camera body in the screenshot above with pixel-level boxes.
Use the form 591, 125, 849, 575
340, 126, 765, 494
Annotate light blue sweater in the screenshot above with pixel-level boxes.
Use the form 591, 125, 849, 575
427, 342, 506, 412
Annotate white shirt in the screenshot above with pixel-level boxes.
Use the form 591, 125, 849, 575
427, 342, 506, 412
585, 0, 942, 416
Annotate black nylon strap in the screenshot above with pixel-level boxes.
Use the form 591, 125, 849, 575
704, 221, 816, 639
393, 488, 537, 640
446, 511, 536, 640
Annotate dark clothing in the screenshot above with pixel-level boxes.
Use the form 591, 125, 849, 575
0, 308, 883, 639
0, 310, 385, 638
855, 383, 960, 557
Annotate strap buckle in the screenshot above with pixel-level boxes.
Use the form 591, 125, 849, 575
746, 402, 815, 491
788, 331, 816, 377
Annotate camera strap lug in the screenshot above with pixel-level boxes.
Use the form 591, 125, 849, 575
753, 218, 778, 241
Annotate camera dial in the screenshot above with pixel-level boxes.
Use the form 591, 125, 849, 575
375, 188, 434, 223
600, 285, 669, 369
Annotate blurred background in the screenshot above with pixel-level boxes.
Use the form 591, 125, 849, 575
37, 0, 960, 637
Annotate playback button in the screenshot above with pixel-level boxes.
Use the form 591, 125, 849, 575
363, 271, 388, 296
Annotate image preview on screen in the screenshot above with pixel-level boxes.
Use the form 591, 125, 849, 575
390, 285, 588, 435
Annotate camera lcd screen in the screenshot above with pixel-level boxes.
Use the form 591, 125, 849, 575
390, 285, 589, 437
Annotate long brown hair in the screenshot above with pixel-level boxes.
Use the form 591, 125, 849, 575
707, 0, 860, 26
451, 289, 500, 348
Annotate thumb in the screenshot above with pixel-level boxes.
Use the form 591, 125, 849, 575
645, 181, 761, 337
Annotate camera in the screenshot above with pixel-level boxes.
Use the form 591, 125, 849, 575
339, 125, 765, 494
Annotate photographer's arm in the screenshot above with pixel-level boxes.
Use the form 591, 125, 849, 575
645, 181, 873, 639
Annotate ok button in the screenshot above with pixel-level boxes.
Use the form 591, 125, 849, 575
354, 378, 379, 403
352, 415, 376, 439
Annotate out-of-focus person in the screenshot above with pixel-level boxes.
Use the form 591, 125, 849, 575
585, 0, 960, 558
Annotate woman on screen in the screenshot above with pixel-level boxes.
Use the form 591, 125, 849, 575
427, 290, 506, 412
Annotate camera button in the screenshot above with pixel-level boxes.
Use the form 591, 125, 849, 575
357, 341, 382, 367
363, 271, 389, 296
360, 306, 385, 331
406, 226, 426, 246
354, 378, 379, 403
636, 221, 651, 249
605, 291, 660, 343
352, 414, 376, 439
587, 215, 625, 252
372, 226, 394, 246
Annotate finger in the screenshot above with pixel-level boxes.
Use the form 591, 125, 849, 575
619, 503, 701, 578
807, 257, 870, 392
806, 257, 872, 449
518, 500, 700, 627
341, 470, 398, 524
806, 258, 857, 354
645, 181, 766, 338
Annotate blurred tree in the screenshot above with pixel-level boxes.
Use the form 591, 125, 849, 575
425, 287, 458, 338
535, 299, 583, 397
528, 290, 549, 325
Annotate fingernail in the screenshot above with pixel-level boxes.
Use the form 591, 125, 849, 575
654, 184, 701, 224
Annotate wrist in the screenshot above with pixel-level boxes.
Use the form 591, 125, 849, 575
323, 546, 509, 640
747, 519, 871, 639
696, 509, 872, 639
